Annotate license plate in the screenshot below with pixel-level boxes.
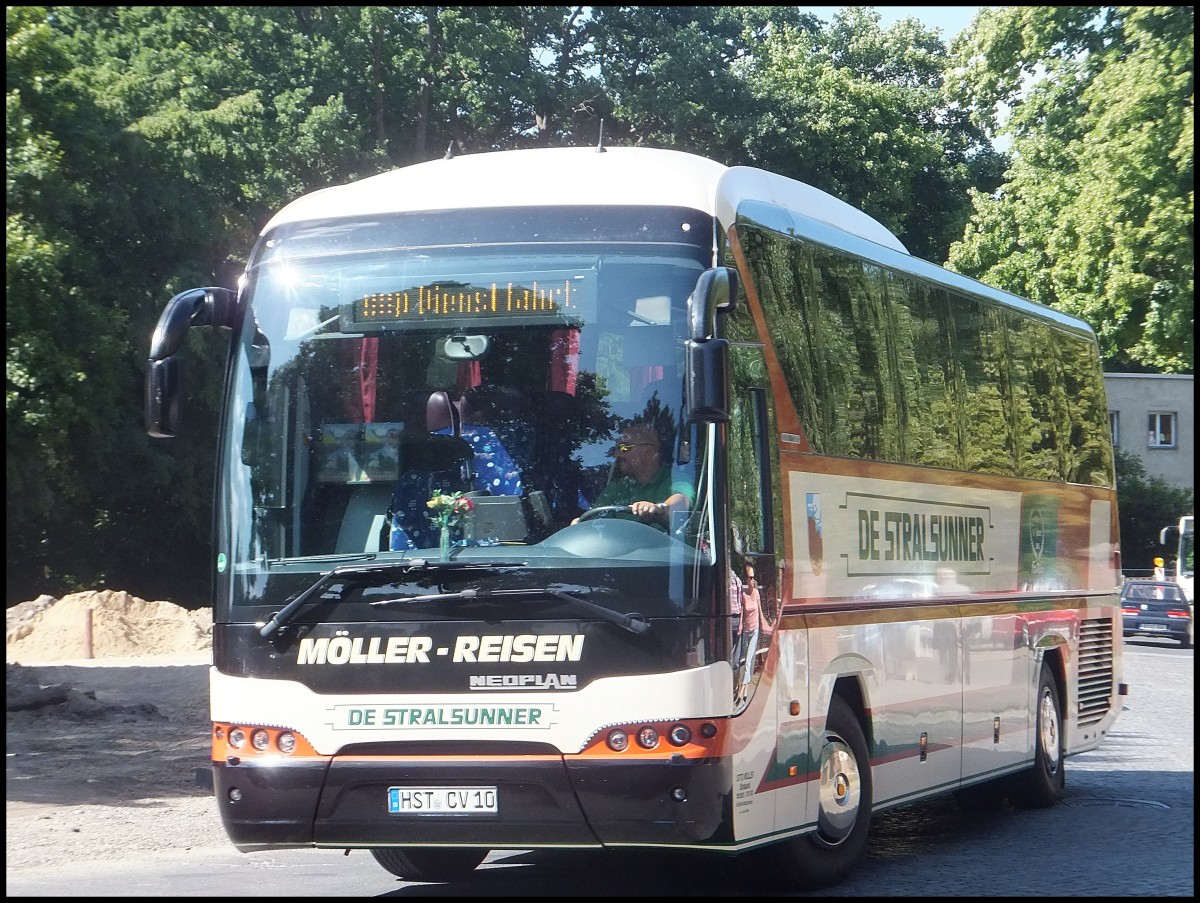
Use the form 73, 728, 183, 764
1140, 623, 1167, 631
387, 786, 498, 814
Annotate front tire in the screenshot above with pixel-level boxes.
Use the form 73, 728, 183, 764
1007, 660, 1064, 809
370, 847, 488, 882
769, 695, 873, 889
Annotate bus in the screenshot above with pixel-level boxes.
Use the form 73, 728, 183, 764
1159, 515, 1194, 603
145, 146, 1126, 889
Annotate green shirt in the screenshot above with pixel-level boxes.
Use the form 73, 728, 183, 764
595, 464, 695, 509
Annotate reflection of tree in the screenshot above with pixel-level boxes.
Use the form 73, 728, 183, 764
289, 330, 625, 526
526, 370, 619, 519
736, 224, 1113, 488
728, 342, 766, 555
906, 288, 960, 469
1058, 334, 1113, 486
630, 390, 678, 460
740, 228, 859, 455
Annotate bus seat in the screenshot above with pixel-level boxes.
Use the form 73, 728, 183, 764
453, 387, 524, 497
388, 432, 474, 551
335, 483, 395, 553
426, 390, 461, 434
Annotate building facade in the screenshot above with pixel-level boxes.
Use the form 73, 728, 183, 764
1103, 373, 1194, 496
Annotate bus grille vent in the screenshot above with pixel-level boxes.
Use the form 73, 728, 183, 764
1077, 618, 1115, 726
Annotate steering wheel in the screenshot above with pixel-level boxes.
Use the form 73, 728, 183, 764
576, 505, 633, 522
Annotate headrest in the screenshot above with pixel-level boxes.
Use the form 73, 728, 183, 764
426, 390, 461, 434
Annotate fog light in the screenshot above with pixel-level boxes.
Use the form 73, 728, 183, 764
251, 729, 271, 751
606, 729, 629, 752
636, 726, 660, 749
668, 724, 692, 746
277, 732, 296, 754
229, 727, 247, 749
699, 722, 717, 739
671, 787, 687, 802
228, 787, 242, 802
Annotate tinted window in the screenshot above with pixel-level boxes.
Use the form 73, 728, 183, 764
735, 223, 1113, 487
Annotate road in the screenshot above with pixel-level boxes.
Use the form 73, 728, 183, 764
6, 640, 1193, 897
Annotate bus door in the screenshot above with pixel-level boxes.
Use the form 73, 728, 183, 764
727, 335, 785, 837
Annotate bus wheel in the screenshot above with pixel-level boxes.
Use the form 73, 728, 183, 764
1007, 661, 1064, 809
369, 847, 488, 882
772, 695, 873, 889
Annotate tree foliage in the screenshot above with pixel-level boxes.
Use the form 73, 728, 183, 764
744, 8, 1009, 261
5, 6, 1193, 605
946, 6, 1194, 372
1113, 449, 1193, 572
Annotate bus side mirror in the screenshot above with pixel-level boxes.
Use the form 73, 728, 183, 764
683, 267, 738, 423
145, 356, 184, 438
145, 287, 237, 439
687, 267, 739, 342
685, 337, 730, 423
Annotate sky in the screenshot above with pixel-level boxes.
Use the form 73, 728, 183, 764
795, 6, 988, 42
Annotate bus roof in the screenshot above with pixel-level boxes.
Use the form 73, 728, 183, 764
261, 146, 908, 253
258, 146, 1094, 336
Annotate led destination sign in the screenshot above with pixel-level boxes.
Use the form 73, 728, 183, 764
348, 270, 593, 329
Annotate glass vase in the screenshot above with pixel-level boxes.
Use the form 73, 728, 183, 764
438, 523, 451, 560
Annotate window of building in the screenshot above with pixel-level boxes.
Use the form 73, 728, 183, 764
1109, 411, 1120, 448
1148, 412, 1177, 448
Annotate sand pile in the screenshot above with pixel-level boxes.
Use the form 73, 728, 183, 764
6, 590, 212, 663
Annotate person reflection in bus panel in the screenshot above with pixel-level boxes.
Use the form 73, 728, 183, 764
577, 422, 693, 528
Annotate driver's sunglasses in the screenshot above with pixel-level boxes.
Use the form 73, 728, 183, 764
616, 442, 655, 453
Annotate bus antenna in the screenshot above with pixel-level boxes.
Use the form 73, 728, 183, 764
596, 119, 607, 153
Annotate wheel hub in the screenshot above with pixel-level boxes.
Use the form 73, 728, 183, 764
816, 738, 861, 844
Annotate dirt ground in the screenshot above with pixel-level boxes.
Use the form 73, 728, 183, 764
6, 652, 226, 870
6, 589, 227, 868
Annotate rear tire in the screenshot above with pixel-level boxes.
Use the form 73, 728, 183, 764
369, 847, 488, 882
1007, 660, 1064, 809
769, 695, 873, 889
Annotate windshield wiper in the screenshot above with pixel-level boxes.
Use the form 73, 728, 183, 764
266, 553, 378, 570
257, 558, 525, 638
369, 586, 650, 635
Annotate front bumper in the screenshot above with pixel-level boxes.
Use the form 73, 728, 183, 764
213, 753, 731, 851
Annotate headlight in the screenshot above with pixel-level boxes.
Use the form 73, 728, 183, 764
606, 729, 629, 752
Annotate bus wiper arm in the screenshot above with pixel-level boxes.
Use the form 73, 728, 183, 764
369, 587, 651, 636
258, 559, 525, 638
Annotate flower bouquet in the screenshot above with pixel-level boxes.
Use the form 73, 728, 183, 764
427, 491, 475, 558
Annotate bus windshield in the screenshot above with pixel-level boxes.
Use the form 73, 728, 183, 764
217, 207, 717, 621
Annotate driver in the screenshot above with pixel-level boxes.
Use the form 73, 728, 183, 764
577, 421, 693, 528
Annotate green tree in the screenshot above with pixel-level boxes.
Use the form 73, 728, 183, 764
7, 6, 1191, 607
7, 5, 151, 601
947, 6, 1194, 372
7, 6, 379, 604
734, 7, 1004, 260
586, 6, 807, 160
1113, 449, 1193, 572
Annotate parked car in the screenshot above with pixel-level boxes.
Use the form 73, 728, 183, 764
1121, 580, 1193, 647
